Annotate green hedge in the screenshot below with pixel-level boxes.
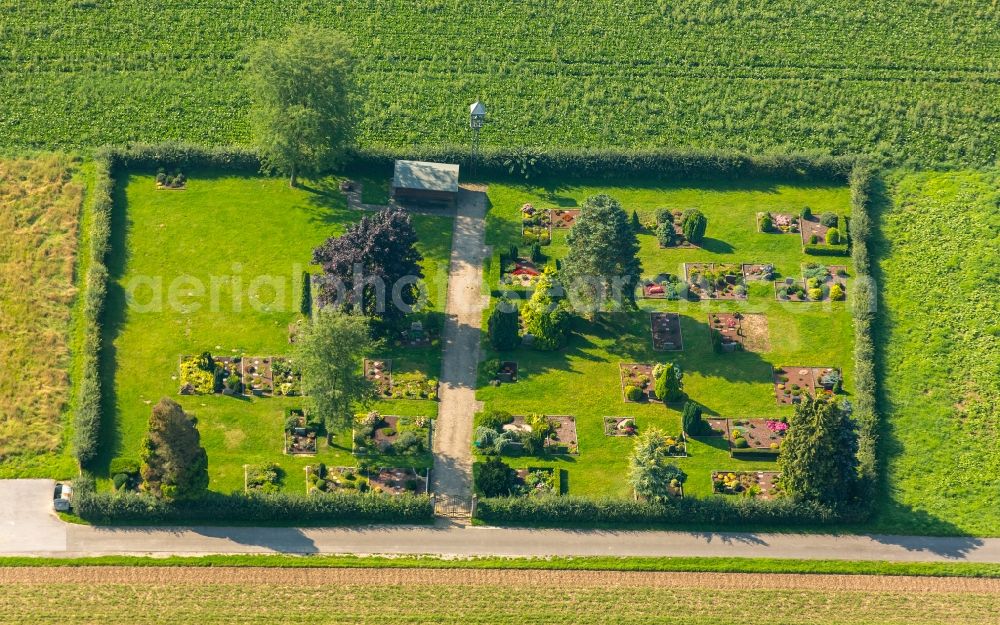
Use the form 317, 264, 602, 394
99, 142, 260, 173
350, 146, 855, 184
802, 243, 850, 256
72, 154, 114, 468
72, 478, 432, 525
847, 164, 879, 500
475, 495, 850, 527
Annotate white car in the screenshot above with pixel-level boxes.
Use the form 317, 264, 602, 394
53, 482, 73, 512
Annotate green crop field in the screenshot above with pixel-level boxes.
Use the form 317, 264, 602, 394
477, 175, 855, 498
870, 170, 1000, 536
98, 172, 452, 493
1, 2, 998, 163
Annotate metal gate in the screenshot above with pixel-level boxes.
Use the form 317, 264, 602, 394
433, 495, 475, 519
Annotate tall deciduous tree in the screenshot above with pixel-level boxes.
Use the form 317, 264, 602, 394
778, 398, 860, 509
140, 398, 209, 501
295, 311, 379, 432
313, 207, 423, 329
562, 194, 642, 311
628, 428, 687, 502
247, 25, 354, 187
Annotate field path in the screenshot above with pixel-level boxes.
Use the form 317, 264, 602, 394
430, 185, 489, 515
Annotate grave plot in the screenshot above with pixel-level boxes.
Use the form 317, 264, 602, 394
500, 257, 542, 289
640, 273, 682, 299
352, 412, 431, 457
702, 418, 729, 438
283, 408, 318, 455
521, 204, 551, 245
708, 312, 769, 353
604, 416, 637, 437
662, 432, 688, 457
394, 319, 439, 348
242, 356, 274, 396
364, 358, 392, 395
728, 418, 788, 455
369, 467, 428, 495
154, 168, 187, 190
619, 363, 658, 402
663, 210, 697, 248
549, 208, 581, 229
501, 414, 579, 455
178, 352, 242, 395
650, 312, 684, 351
308, 465, 364, 494
800, 211, 844, 246
271, 357, 302, 396
772, 366, 843, 404
774, 276, 809, 301
757, 211, 799, 234
515, 467, 560, 496
712, 471, 782, 500
497, 360, 518, 383
802, 263, 848, 302
684, 263, 748, 300
741, 263, 775, 282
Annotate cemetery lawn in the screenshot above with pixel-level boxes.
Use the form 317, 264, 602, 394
478, 175, 855, 498
99, 173, 452, 493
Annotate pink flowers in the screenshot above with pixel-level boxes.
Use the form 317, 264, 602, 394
766, 419, 789, 433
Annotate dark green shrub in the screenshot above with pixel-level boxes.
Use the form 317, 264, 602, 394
656, 221, 675, 247
820, 212, 839, 228
826, 227, 841, 245
478, 408, 514, 432
112, 473, 129, 491
655, 208, 673, 225
759, 212, 773, 232
809, 234, 820, 244
681, 209, 707, 244
630, 210, 641, 232
681, 401, 708, 436
488, 298, 520, 351
475, 457, 518, 497
109, 457, 140, 476
530, 243, 543, 262
480, 358, 501, 382
801, 206, 813, 220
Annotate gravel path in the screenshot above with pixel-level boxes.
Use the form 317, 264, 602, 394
430, 185, 488, 515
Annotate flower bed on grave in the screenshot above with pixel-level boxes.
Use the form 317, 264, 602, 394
352, 412, 431, 459
521, 204, 551, 245
741, 263, 775, 281
757, 211, 799, 234
308, 465, 366, 494
684, 263, 748, 300
800, 211, 848, 253
155, 168, 186, 190
283, 408, 318, 455
604, 416, 637, 437
802, 263, 848, 302
369, 467, 428, 496
640, 273, 683, 299
515, 467, 560, 496
772, 366, 843, 405
500, 257, 542, 289
712, 471, 782, 500
728, 418, 788, 455
549, 208, 581, 229
242, 356, 274, 396
650, 312, 684, 351
660, 209, 698, 248
497, 360, 518, 383
619, 363, 659, 402
394, 318, 440, 349
365, 358, 438, 400
494, 414, 579, 456
271, 357, 302, 396
179, 352, 243, 395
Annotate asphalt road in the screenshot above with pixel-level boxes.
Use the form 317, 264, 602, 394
3, 480, 999, 561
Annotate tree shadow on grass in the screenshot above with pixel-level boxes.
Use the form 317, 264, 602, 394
93, 177, 132, 476
699, 237, 735, 254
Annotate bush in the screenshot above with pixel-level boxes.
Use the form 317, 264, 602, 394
480, 358, 501, 383
801, 206, 813, 220
109, 457, 140, 476
112, 474, 129, 491
624, 385, 643, 402
475, 457, 518, 497
807, 287, 824, 301
829, 283, 845, 301
759, 212, 773, 232
825, 227, 841, 245
300, 271, 312, 315
488, 299, 520, 351
394, 430, 423, 454
477, 408, 514, 432
733, 437, 749, 449
681, 401, 708, 436
820, 212, 839, 228
530, 243, 543, 263
656, 221, 675, 247
681, 209, 707, 244
72, 477, 432, 525
655, 208, 673, 225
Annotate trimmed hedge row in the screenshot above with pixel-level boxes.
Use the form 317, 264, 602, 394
846, 164, 879, 499
72, 154, 114, 468
72, 478, 432, 525
99, 142, 260, 173
350, 146, 856, 184
475, 495, 849, 527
